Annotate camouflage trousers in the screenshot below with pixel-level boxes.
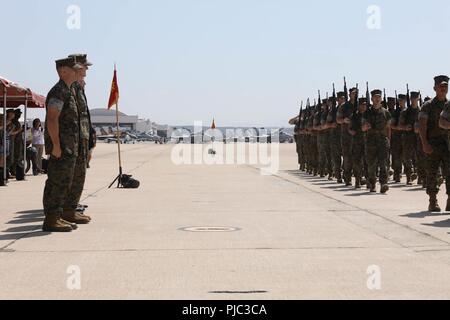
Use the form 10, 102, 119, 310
366, 135, 390, 186
391, 133, 404, 176
66, 140, 88, 210
341, 132, 353, 182
330, 130, 342, 180
416, 135, 427, 183
425, 139, 450, 196
43, 141, 88, 216
352, 136, 366, 181
402, 132, 417, 178
309, 135, 318, 173
295, 135, 305, 169
318, 132, 332, 176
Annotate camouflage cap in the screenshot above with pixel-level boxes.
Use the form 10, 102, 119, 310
337, 91, 346, 99
371, 89, 382, 97
55, 57, 83, 69
398, 94, 407, 100
68, 53, 93, 67
349, 87, 358, 93
434, 75, 449, 85
387, 97, 396, 102
410, 91, 420, 99
358, 97, 367, 104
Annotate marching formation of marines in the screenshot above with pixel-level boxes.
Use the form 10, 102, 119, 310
290, 76, 450, 213
42, 54, 94, 232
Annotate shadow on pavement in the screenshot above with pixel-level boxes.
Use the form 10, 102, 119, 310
0, 209, 48, 241
401, 211, 450, 219
422, 219, 450, 228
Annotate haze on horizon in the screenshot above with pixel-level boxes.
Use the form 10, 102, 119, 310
2, 0, 450, 127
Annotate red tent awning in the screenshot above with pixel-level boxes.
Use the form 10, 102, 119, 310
0, 75, 46, 109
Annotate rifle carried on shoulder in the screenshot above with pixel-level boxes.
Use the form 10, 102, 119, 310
344, 77, 349, 102
406, 84, 411, 109
332, 83, 337, 110
353, 84, 359, 117
366, 82, 371, 110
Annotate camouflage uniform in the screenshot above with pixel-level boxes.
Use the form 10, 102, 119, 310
315, 109, 326, 177
63, 82, 91, 213
400, 106, 420, 183
349, 110, 367, 186
327, 106, 342, 181
294, 129, 301, 169
321, 108, 333, 178
420, 98, 450, 197
391, 108, 405, 180
415, 117, 427, 186
365, 107, 391, 189
338, 101, 355, 184
307, 112, 318, 175
43, 80, 80, 218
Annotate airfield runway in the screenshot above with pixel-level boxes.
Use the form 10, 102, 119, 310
1, 142, 450, 299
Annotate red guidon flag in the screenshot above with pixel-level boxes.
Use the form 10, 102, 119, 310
211, 118, 216, 129
108, 66, 119, 109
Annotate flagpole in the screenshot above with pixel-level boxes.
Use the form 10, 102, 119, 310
115, 99, 123, 186
108, 64, 123, 189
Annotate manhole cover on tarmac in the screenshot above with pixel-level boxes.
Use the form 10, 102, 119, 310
179, 226, 241, 233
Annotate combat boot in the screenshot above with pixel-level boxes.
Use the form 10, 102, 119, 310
406, 175, 412, 186
369, 180, 376, 193
411, 173, 418, 182
60, 219, 78, 230
446, 197, 450, 212
394, 174, 401, 183
361, 178, 367, 186
380, 184, 389, 194
42, 215, 73, 233
355, 178, 361, 189
0, 168, 5, 187
428, 195, 441, 213
70, 207, 92, 221
62, 210, 91, 224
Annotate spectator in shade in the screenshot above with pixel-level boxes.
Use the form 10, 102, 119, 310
32, 118, 45, 173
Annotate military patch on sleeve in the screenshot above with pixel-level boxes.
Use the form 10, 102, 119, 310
47, 98, 64, 111
441, 109, 450, 121
418, 111, 429, 120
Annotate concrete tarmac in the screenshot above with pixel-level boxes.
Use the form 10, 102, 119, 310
1, 143, 450, 300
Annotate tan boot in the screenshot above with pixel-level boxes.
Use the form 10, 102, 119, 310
62, 210, 90, 225
60, 219, 78, 230
429, 195, 441, 213
380, 184, 389, 194
65, 207, 91, 221
42, 215, 73, 233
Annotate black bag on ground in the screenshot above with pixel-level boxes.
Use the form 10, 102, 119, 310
15, 165, 25, 181
120, 174, 140, 189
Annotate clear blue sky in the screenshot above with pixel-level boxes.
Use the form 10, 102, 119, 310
2, 0, 450, 127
